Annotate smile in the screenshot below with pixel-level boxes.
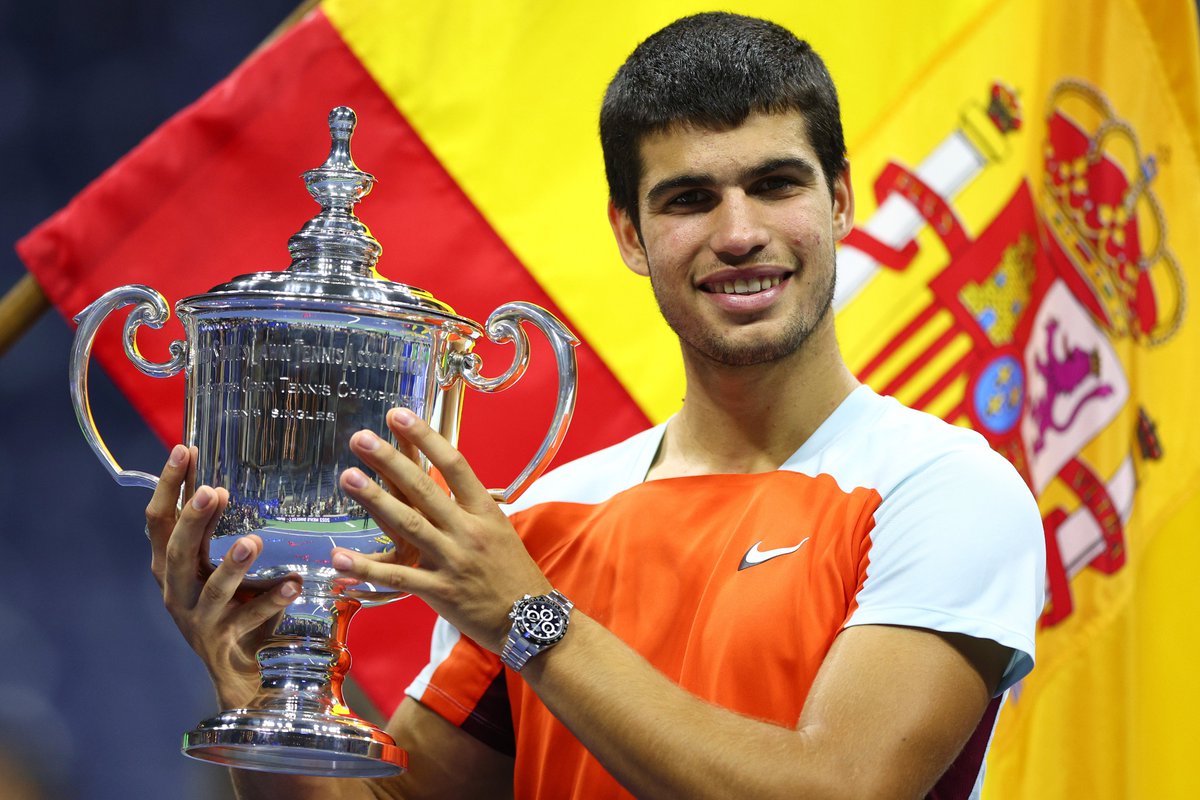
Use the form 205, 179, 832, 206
704, 275, 786, 296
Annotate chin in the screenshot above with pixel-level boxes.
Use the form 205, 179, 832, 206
689, 327, 810, 367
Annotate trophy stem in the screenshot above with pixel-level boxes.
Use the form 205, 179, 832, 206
182, 584, 407, 777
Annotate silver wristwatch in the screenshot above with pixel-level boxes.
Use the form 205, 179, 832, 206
500, 590, 574, 671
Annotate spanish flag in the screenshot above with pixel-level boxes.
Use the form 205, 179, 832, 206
17, 1, 1200, 797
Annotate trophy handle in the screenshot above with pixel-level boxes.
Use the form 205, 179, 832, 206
449, 302, 579, 504
69, 284, 189, 489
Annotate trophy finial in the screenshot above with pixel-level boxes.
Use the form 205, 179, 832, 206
320, 106, 361, 178
286, 106, 382, 276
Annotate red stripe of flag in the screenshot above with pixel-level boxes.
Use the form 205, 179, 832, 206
911, 350, 972, 413
878, 320, 959, 398
856, 302, 939, 384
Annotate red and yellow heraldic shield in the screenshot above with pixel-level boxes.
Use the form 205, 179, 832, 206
17, 1, 1200, 797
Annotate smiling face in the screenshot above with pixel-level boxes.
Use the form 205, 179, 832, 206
610, 111, 854, 368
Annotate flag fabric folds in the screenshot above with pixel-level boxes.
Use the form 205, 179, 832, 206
17, 1, 1199, 796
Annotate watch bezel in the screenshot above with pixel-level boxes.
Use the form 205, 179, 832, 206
510, 594, 569, 646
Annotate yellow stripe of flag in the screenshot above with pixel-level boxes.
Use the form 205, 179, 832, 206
322, 0, 996, 423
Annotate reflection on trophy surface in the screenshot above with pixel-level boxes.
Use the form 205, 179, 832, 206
192, 314, 437, 587
69, 106, 579, 777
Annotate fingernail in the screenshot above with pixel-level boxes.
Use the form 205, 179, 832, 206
332, 551, 354, 571
229, 539, 252, 563
168, 444, 187, 467
279, 582, 299, 599
355, 429, 380, 451
343, 468, 368, 489
389, 408, 416, 427
192, 486, 213, 510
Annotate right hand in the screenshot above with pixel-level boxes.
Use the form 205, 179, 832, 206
146, 445, 301, 708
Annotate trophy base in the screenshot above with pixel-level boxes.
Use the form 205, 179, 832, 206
182, 707, 407, 778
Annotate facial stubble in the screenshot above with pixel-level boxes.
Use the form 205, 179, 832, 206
648, 248, 838, 368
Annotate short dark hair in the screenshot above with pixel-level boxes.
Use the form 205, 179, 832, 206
600, 12, 847, 231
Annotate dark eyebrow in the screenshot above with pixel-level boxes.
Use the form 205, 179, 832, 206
644, 157, 819, 207
745, 157, 818, 183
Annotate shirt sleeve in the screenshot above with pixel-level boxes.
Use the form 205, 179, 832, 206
844, 444, 1046, 694
404, 616, 515, 755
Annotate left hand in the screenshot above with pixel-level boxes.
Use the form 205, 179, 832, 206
331, 407, 551, 652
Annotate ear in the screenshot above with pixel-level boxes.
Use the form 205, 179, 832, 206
831, 161, 855, 241
608, 200, 650, 277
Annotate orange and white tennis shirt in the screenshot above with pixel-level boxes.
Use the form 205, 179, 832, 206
407, 386, 1045, 799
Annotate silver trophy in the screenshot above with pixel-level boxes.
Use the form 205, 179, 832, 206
69, 107, 578, 777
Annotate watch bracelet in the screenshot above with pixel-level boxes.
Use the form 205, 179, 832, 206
501, 589, 573, 671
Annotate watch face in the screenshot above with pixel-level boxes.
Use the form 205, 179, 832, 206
514, 598, 567, 645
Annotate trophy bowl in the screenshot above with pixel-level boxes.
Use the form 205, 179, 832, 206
68, 107, 578, 777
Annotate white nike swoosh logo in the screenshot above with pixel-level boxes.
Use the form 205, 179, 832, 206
738, 538, 810, 571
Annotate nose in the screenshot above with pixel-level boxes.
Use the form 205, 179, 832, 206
709, 191, 769, 263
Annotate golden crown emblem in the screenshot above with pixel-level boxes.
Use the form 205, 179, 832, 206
1040, 80, 1184, 346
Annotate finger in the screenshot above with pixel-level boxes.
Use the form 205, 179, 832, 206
387, 408, 494, 513
184, 445, 198, 505
345, 427, 423, 510
163, 485, 227, 609
195, 534, 302, 627
147, 445, 191, 579
195, 534, 262, 622
347, 538, 421, 569
365, 423, 420, 489
379, 461, 420, 509
225, 578, 301, 636
394, 430, 421, 467
331, 548, 434, 596
349, 428, 460, 528
339, 465, 446, 556
147, 444, 190, 532
382, 433, 422, 501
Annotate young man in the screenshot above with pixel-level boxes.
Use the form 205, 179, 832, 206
148, 13, 1044, 799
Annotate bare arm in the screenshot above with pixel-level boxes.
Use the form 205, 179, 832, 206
145, 447, 514, 800
331, 410, 1012, 799
520, 617, 1006, 799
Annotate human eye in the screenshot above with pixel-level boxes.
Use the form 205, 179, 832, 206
666, 188, 712, 209
753, 174, 801, 195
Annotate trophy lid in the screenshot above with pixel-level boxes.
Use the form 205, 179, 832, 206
179, 107, 464, 321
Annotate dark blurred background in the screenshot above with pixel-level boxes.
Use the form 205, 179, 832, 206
0, 2, 304, 797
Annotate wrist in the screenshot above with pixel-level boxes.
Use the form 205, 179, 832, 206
500, 590, 574, 672
211, 670, 261, 710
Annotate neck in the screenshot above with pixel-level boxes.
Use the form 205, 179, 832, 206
647, 315, 860, 480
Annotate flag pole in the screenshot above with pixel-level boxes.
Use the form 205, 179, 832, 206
0, 274, 49, 357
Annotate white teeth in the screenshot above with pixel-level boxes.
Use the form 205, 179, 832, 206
715, 275, 783, 295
